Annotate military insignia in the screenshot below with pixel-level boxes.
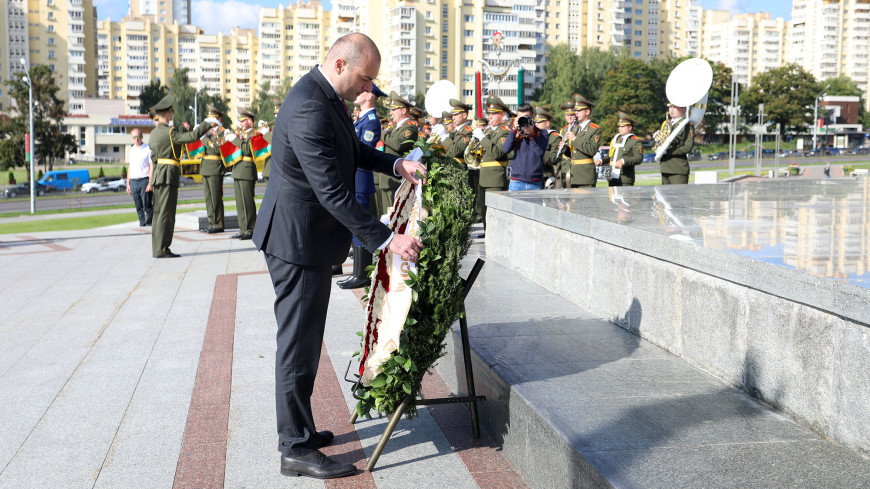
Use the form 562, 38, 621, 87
364, 130, 375, 142
593, 135, 601, 143
403, 129, 412, 138
499, 136, 507, 144
368, 113, 377, 121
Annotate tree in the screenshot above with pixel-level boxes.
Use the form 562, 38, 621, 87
138, 79, 168, 115
0, 117, 26, 173
739, 64, 820, 135
140, 68, 232, 130
822, 74, 868, 127
702, 62, 734, 143
4, 65, 78, 171
596, 57, 663, 138
251, 77, 293, 125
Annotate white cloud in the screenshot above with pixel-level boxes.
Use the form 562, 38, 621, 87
192, 0, 262, 35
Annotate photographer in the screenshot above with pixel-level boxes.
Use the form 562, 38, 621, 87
502, 111, 548, 191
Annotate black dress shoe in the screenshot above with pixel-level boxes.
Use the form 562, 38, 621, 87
338, 275, 369, 289
164, 249, 180, 258
278, 431, 334, 451
229, 233, 242, 239
332, 265, 343, 275
206, 228, 224, 234
280, 450, 356, 479
238, 234, 252, 240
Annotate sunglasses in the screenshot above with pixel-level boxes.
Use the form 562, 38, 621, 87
132, 135, 143, 139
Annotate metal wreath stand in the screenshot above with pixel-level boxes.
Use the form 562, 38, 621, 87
345, 258, 486, 471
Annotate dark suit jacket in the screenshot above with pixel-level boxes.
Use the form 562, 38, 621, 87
353, 108, 380, 194
253, 67, 397, 266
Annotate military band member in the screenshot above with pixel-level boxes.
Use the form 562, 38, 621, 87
200, 105, 227, 233
564, 94, 602, 187
442, 99, 474, 164
533, 106, 560, 188
261, 99, 280, 182
658, 103, 695, 185
477, 95, 513, 228
376, 91, 418, 217
441, 111, 455, 134
228, 108, 259, 240
557, 100, 579, 188
603, 111, 643, 186
148, 94, 215, 257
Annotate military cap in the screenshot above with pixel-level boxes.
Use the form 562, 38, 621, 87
533, 106, 553, 123
238, 108, 256, 121
206, 104, 224, 118
272, 98, 282, 114
486, 96, 514, 117
449, 98, 473, 114
150, 93, 176, 113
389, 91, 412, 109
560, 100, 575, 112
371, 83, 387, 98
410, 106, 423, 119
475, 117, 488, 126
439, 111, 451, 121
617, 111, 637, 126
573, 94, 595, 111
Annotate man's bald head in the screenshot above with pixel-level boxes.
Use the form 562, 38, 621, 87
325, 33, 380, 68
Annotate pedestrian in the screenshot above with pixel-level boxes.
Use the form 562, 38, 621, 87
825, 161, 831, 178
251, 33, 426, 479
125, 128, 153, 227
503, 110, 548, 191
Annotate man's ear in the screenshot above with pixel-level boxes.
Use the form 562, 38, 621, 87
334, 58, 346, 75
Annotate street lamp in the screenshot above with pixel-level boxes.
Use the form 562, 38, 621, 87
813, 83, 830, 151
20, 58, 35, 214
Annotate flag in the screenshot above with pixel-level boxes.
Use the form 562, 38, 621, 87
220, 140, 243, 168
250, 133, 271, 166
186, 139, 205, 159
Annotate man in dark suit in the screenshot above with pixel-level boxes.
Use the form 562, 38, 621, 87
252, 33, 425, 480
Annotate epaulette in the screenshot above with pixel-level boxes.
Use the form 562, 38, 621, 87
631, 135, 641, 140
589, 123, 599, 129
462, 125, 473, 132
500, 125, 510, 131
561, 125, 568, 131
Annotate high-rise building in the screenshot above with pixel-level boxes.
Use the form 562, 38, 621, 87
128, 0, 191, 25
787, 0, 870, 104
257, 1, 330, 94
702, 11, 788, 85
0, 0, 96, 114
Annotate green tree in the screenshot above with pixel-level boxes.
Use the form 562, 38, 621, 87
140, 68, 232, 130
251, 77, 293, 125
0, 117, 26, 173
740, 64, 820, 135
4, 65, 78, 172
821, 74, 868, 127
138, 78, 168, 115
702, 62, 734, 143
596, 57, 663, 138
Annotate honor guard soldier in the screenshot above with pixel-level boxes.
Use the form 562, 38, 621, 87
148, 94, 216, 257
658, 103, 695, 185
377, 91, 418, 217
563, 94, 602, 187
533, 106, 560, 188
338, 84, 387, 290
228, 108, 259, 240
200, 105, 227, 233
603, 111, 644, 186
261, 99, 280, 182
442, 99, 474, 164
556, 100, 578, 188
477, 95, 513, 228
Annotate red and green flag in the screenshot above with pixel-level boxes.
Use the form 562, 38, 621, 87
186, 139, 205, 159
220, 141, 243, 168
250, 133, 271, 166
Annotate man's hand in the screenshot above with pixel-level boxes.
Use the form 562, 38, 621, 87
125, 183, 131, 195
615, 159, 624, 169
388, 234, 424, 262
204, 117, 220, 126
472, 127, 485, 141
566, 131, 576, 141
224, 132, 237, 143
259, 126, 270, 135
395, 158, 427, 185
146, 183, 153, 192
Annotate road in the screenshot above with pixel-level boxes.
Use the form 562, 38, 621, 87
0, 182, 267, 214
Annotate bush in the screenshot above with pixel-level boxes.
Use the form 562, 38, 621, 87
121, 166, 128, 179
8, 170, 16, 184
789, 166, 801, 176
37, 169, 44, 180
98, 167, 105, 178
843, 165, 855, 175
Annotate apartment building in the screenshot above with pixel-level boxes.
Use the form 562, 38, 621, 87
0, 0, 96, 114
788, 0, 870, 106
702, 11, 788, 85
128, 0, 191, 26
257, 1, 331, 94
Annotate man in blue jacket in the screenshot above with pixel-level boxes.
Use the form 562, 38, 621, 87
503, 111, 549, 190
338, 84, 386, 289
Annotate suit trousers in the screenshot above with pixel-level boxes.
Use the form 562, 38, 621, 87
265, 253, 333, 457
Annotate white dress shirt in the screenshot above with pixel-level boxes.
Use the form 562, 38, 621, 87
128, 143, 152, 180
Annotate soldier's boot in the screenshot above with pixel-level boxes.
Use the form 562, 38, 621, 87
338, 245, 372, 290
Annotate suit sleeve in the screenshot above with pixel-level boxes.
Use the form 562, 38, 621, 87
290, 99, 391, 250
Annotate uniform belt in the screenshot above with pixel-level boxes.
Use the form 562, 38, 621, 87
571, 158, 594, 165
157, 158, 180, 166
241, 157, 254, 162
202, 155, 221, 161
480, 160, 508, 168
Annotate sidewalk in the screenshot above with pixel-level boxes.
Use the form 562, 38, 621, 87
0, 215, 525, 488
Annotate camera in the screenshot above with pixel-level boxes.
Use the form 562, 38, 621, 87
516, 116, 532, 128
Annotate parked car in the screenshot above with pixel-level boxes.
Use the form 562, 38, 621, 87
762, 149, 776, 158
81, 176, 126, 193
38, 169, 90, 191
5, 182, 49, 198
827, 148, 842, 156
179, 176, 195, 187
778, 150, 798, 157
642, 152, 657, 163
853, 147, 870, 155
708, 151, 728, 160
688, 152, 702, 161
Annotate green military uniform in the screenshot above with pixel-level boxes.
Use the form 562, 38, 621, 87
568, 94, 601, 188
478, 96, 512, 227
148, 94, 211, 257
556, 101, 577, 188
441, 99, 474, 164
262, 100, 280, 182
659, 107, 695, 185
200, 104, 226, 232
377, 91, 418, 216
230, 109, 258, 239
605, 111, 644, 186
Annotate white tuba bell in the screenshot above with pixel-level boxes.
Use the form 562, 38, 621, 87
654, 58, 713, 162
423, 80, 458, 146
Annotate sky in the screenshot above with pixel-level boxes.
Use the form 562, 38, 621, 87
94, 0, 794, 37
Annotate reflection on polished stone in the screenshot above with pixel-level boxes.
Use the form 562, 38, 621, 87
497, 178, 870, 288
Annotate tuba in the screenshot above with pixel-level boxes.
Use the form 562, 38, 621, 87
423, 80, 458, 151
654, 58, 713, 162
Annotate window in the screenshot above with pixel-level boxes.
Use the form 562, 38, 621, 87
462, 89, 473, 97
464, 30, 473, 37
426, 26, 432, 34
48, 25, 54, 33
464, 45, 473, 52
464, 15, 473, 22
47, 11, 53, 19
48, 37, 54, 46
48, 50, 55, 59
464, 59, 473, 67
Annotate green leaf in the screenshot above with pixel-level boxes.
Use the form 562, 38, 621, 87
394, 355, 406, 364
402, 382, 412, 394
370, 375, 386, 388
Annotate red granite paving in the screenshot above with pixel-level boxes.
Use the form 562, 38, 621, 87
173, 274, 237, 489
0, 235, 72, 254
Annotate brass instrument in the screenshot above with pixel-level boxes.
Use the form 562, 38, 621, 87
464, 135, 483, 168
652, 117, 671, 154
654, 58, 713, 162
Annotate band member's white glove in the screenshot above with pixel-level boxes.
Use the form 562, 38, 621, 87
258, 120, 268, 127
258, 126, 270, 135
203, 117, 220, 126
593, 154, 603, 165
224, 132, 237, 143
472, 128, 485, 141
